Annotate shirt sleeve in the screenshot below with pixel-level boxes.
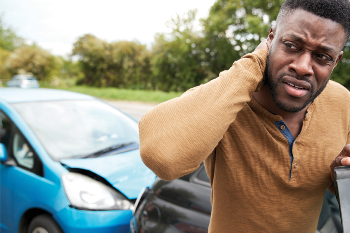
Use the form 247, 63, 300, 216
139, 49, 268, 180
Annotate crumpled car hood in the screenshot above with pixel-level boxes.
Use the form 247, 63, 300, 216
60, 149, 156, 199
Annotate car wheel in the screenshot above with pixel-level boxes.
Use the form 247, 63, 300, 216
28, 214, 63, 233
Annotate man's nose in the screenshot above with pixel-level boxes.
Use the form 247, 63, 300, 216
289, 52, 314, 77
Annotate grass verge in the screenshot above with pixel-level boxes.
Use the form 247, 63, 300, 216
44, 86, 183, 103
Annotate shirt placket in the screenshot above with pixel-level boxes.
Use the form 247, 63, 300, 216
274, 121, 295, 180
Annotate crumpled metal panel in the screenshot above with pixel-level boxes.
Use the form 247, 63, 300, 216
334, 165, 350, 233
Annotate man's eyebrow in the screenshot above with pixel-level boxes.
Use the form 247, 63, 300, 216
319, 45, 337, 54
286, 34, 305, 43
285, 34, 337, 54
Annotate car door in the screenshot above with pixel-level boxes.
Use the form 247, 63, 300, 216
10, 128, 47, 232
0, 110, 15, 233
6, 77, 17, 87
0, 110, 44, 233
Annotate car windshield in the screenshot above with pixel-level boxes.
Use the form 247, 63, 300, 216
11, 100, 139, 161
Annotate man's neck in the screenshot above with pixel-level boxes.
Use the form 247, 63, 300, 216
252, 85, 309, 139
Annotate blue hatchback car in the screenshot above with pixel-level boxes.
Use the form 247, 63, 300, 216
0, 88, 156, 233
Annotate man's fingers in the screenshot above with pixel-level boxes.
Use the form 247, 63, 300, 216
330, 144, 350, 180
341, 157, 350, 166
330, 156, 350, 180
333, 155, 350, 167
337, 145, 350, 166
339, 144, 350, 157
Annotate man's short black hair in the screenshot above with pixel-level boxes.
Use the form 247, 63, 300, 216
278, 0, 350, 40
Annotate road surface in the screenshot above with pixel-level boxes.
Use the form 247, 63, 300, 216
107, 100, 158, 121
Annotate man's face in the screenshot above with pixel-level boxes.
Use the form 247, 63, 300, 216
266, 9, 345, 113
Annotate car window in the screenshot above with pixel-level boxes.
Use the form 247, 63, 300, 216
191, 165, 210, 187
196, 167, 210, 183
0, 110, 43, 176
0, 111, 12, 150
12, 100, 140, 161
197, 168, 209, 183
11, 129, 43, 176
12, 132, 34, 169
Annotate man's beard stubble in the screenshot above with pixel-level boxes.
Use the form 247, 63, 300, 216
264, 53, 330, 113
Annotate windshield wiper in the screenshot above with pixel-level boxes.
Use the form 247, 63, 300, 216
80, 142, 139, 159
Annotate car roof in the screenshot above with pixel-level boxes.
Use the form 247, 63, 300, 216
0, 88, 95, 103
12, 74, 35, 79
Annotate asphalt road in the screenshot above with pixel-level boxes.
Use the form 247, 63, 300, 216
107, 100, 158, 121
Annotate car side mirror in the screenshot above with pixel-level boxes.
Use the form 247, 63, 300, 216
0, 143, 16, 166
0, 143, 7, 162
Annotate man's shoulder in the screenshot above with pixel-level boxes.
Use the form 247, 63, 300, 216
314, 80, 350, 130
321, 80, 350, 101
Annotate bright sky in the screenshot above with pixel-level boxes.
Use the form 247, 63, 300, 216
1, 0, 216, 57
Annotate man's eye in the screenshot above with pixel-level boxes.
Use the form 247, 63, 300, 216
316, 54, 332, 61
284, 42, 297, 50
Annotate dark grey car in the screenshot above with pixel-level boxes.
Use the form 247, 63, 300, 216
131, 164, 342, 233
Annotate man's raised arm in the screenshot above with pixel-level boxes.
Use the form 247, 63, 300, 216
139, 44, 268, 181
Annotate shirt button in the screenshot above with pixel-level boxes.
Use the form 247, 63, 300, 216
294, 162, 298, 168
280, 125, 286, 130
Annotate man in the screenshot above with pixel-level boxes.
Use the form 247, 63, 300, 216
139, 0, 350, 232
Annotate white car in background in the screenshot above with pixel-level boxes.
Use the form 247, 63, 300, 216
6, 75, 40, 88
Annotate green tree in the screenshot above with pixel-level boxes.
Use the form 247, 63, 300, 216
202, 0, 283, 75
72, 34, 151, 89
0, 48, 11, 80
331, 40, 350, 89
202, 0, 350, 90
57, 57, 84, 80
110, 40, 152, 89
0, 16, 24, 51
6, 45, 58, 81
151, 10, 212, 92
0, 16, 24, 80
45, 56, 85, 87
71, 34, 109, 86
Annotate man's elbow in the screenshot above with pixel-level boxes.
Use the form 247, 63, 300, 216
140, 147, 188, 181
141, 156, 174, 181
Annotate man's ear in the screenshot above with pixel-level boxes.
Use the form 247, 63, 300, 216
334, 51, 343, 67
267, 26, 275, 43
266, 26, 275, 49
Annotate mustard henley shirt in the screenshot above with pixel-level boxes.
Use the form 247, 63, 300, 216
139, 49, 350, 232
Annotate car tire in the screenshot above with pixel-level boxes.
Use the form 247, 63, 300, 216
28, 214, 63, 233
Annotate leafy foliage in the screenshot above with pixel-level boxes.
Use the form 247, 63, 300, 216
201, 0, 284, 75
0, 16, 24, 80
55, 56, 84, 81
3, 1, 350, 92
72, 34, 152, 89
6, 45, 57, 81
0, 16, 24, 51
150, 10, 213, 92
0, 48, 11, 79
331, 39, 350, 89
0, 16, 59, 82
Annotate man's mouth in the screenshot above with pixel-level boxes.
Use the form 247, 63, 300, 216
286, 82, 307, 90
283, 80, 310, 98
